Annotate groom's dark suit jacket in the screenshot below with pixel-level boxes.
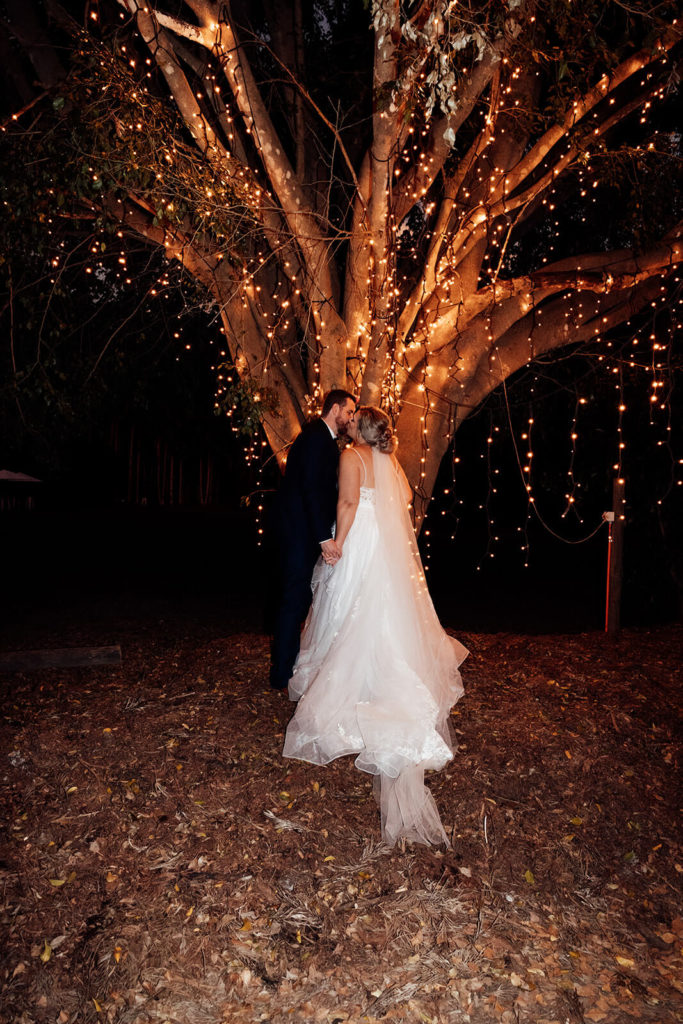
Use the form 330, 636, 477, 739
274, 417, 340, 555
269, 417, 340, 688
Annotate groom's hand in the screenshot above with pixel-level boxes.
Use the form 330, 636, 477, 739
321, 539, 341, 565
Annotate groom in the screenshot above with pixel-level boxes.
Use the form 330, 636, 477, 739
269, 389, 356, 691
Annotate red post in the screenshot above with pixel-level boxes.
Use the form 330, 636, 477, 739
605, 477, 626, 635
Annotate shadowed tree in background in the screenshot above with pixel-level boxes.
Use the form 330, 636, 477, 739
1, 0, 681, 519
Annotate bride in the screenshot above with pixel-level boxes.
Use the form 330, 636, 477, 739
283, 406, 468, 847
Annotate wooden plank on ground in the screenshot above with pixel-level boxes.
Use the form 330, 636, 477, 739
0, 645, 122, 672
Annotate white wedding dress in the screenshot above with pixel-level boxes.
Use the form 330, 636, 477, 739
283, 447, 468, 847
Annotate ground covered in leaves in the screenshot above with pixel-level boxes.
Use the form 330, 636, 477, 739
1, 611, 681, 1024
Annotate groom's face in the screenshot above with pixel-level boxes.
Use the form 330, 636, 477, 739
334, 399, 357, 438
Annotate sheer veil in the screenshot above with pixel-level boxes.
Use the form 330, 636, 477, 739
370, 447, 467, 846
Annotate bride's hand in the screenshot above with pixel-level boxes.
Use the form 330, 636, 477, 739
321, 538, 341, 565
328, 545, 342, 566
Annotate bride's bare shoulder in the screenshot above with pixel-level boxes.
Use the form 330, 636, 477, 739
340, 445, 365, 473
342, 443, 371, 459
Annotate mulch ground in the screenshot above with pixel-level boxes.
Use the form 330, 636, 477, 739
1, 616, 681, 1024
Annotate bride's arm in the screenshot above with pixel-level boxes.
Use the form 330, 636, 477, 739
335, 450, 361, 551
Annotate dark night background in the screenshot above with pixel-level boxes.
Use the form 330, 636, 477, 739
2, 310, 681, 648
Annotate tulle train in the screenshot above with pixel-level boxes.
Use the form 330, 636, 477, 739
374, 767, 450, 847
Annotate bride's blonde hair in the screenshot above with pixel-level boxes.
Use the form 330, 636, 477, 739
356, 406, 397, 454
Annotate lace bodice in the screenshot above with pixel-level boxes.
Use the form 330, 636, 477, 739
358, 485, 376, 508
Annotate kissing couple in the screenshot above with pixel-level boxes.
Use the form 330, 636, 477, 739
269, 390, 468, 847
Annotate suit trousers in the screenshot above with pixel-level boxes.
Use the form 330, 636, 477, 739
269, 533, 320, 689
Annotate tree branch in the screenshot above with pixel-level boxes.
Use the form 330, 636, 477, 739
117, 0, 227, 158
392, 44, 502, 224
396, 73, 501, 350
459, 277, 664, 425
361, 0, 405, 404
119, 0, 347, 374
241, 22, 365, 211
426, 226, 683, 355
492, 28, 681, 207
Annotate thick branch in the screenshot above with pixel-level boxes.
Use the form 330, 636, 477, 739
394, 274, 662, 521
169, 34, 312, 335
422, 229, 683, 357
210, 6, 351, 386
119, 0, 347, 380
219, 295, 305, 458
459, 278, 663, 425
212, 12, 338, 293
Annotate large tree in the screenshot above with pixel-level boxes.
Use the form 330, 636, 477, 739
3, 0, 682, 517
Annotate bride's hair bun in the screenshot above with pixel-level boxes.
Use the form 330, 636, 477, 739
357, 406, 397, 454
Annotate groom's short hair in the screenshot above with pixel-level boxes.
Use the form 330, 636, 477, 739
322, 389, 356, 416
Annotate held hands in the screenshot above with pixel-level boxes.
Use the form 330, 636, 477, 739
320, 539, 342, 566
